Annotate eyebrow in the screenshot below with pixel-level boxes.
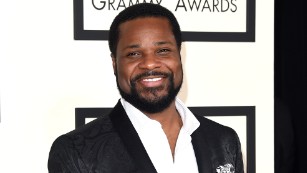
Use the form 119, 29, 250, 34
154, 41, 174, 46
123, 41, 175, 50
124, 44, 140, 50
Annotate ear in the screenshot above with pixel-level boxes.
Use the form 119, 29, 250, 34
111, 53, 117, 76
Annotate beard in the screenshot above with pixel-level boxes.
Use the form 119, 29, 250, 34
116, 70, 182, 114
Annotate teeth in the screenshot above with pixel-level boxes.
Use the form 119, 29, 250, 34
143, 78, 162, 82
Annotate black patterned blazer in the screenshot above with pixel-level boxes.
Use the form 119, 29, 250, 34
48, 100, 244, 173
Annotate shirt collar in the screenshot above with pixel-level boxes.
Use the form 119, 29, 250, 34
120, 98, 200, 136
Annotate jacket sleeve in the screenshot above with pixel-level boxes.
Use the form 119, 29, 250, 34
48, 135, 88, 173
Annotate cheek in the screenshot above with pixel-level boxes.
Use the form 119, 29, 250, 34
171, 61, 183, 83
116, 62, 137, 92
117, 69, 130, 91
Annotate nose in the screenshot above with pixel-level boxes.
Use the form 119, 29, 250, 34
138, 53, 161, 70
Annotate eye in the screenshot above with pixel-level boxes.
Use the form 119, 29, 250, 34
126, 52, 141, 57
157, 48, 170, 54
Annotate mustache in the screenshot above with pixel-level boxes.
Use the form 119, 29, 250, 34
131, 71, 171, 83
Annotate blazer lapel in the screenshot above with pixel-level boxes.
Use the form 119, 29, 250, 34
109, 101, 157, 173
192, 127, 213, 173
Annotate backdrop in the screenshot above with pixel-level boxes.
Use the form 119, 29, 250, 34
0, 0, 274, 172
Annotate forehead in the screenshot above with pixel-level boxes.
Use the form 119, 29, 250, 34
118, 17, 173, 39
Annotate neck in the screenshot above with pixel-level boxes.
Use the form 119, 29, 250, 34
144, 100, 183, 159
144, 101, 181, 126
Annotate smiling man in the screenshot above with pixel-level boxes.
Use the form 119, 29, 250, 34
48, 3, 244, 173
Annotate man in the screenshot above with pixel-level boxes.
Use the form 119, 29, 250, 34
48, 3, 244, 173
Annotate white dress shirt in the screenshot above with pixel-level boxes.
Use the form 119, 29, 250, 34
120, 98, 200, 173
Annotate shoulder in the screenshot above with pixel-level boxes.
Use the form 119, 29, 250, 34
68, 114, 114, 137
193, 114, 239, 142
48, 114, 130, 172
48, 114, 117, 155
49, 101, 125, 159
50, 114, 118, 152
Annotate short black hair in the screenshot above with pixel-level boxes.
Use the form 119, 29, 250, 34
108, 3, 182, 57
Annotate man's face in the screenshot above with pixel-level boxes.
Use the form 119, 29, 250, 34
112, 17, 183, 113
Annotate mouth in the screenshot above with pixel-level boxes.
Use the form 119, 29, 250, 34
139, 76, 164, 87
142, 77, 162, 82
132, 71, 170, 88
